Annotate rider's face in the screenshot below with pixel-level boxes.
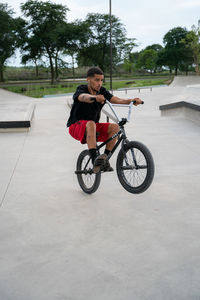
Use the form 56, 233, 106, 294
87, 74, 104, 92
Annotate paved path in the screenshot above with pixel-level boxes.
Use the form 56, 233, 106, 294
0, 79, 200, 300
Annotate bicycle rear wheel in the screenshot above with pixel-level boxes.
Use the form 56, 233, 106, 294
116, 141, 154, 194
76, 150, 101, 194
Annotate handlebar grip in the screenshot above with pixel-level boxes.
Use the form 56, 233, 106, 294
132, 100, 144, 104
90, 97, 96, 102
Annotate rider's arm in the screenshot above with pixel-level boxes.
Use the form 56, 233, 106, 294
78, 94, 105, 104
78, 93, 95, 103
110, 96, 143, 106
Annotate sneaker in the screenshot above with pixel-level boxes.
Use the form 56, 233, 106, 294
93, 154, 107, 173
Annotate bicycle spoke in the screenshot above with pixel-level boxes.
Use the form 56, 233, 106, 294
81, 155, 96, 189
122, 148, 147, 188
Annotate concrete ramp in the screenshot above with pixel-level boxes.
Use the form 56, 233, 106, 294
170, 75, 200, 87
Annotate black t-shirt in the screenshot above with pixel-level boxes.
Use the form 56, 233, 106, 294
67, 85, 113, 127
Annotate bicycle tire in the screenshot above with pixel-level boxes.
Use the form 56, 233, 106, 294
116, 141, 154, 194
76, 150, 101, 194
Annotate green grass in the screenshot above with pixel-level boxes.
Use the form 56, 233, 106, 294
2, 83, 81, 98
103, 78, 170, 90
2, 78, 171, 98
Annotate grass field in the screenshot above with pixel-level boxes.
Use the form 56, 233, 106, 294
1, 77, 171, 98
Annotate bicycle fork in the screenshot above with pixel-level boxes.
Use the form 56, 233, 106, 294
121, 139, 138, 169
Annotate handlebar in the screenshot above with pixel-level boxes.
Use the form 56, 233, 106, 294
89, 97, 144, 123
90, 97, 144, 105
90, 97, 97, 101
133, 100, 144, 105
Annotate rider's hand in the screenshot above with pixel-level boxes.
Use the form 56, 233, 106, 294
132, 98, 143, 106
96, 95, 105, 104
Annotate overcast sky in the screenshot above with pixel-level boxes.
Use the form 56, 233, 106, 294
3, 0, 200, 66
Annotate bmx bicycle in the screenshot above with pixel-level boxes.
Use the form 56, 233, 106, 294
75, 99, 155, 194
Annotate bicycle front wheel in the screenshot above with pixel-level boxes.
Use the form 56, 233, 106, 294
76, 150, 101, 194
116, 141, 154, 194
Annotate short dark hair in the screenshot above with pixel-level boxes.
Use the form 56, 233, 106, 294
87, 67, 104, 77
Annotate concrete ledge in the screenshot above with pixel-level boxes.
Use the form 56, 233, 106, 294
0, 120, 31, 128
159, 101, 200, 112
159, 101, 200, 123
0, 103, 35, 132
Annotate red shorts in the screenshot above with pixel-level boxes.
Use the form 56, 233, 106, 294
69, 120, 110, 144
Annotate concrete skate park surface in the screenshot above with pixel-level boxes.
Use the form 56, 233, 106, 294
0, 77, 200, 300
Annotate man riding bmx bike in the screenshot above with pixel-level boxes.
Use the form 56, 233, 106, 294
67, 67, 143, 173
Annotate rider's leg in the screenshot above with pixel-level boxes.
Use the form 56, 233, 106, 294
86, 122, 119, 173
86, 121, 97, 163
105, 123, 120, 153
85, 121, 109, 173
101, 123, 119, 172
86, 120, 96, 149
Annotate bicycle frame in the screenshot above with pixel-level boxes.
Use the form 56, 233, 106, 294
96, 125, 127, 158
81, 100, 137, 173
95, 100, 134, 158
80, 127, 128, 175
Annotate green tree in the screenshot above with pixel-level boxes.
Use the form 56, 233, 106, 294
123, 58, 133, 73
21, 34, 42, 78
145, 44, 163, 72
162, 27, 190, 75
21, 0, 69, 84
63, 20, 89, 79
136, 49, 158, 74
122, 40, 138, 73
181, 20, 200, 75
77, 13, 134, 72
0, 3, 25, 81
127, 51, 140, 72
145, 44, 163, 52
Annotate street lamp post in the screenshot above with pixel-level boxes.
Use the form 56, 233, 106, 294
109, 0, 112, 91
